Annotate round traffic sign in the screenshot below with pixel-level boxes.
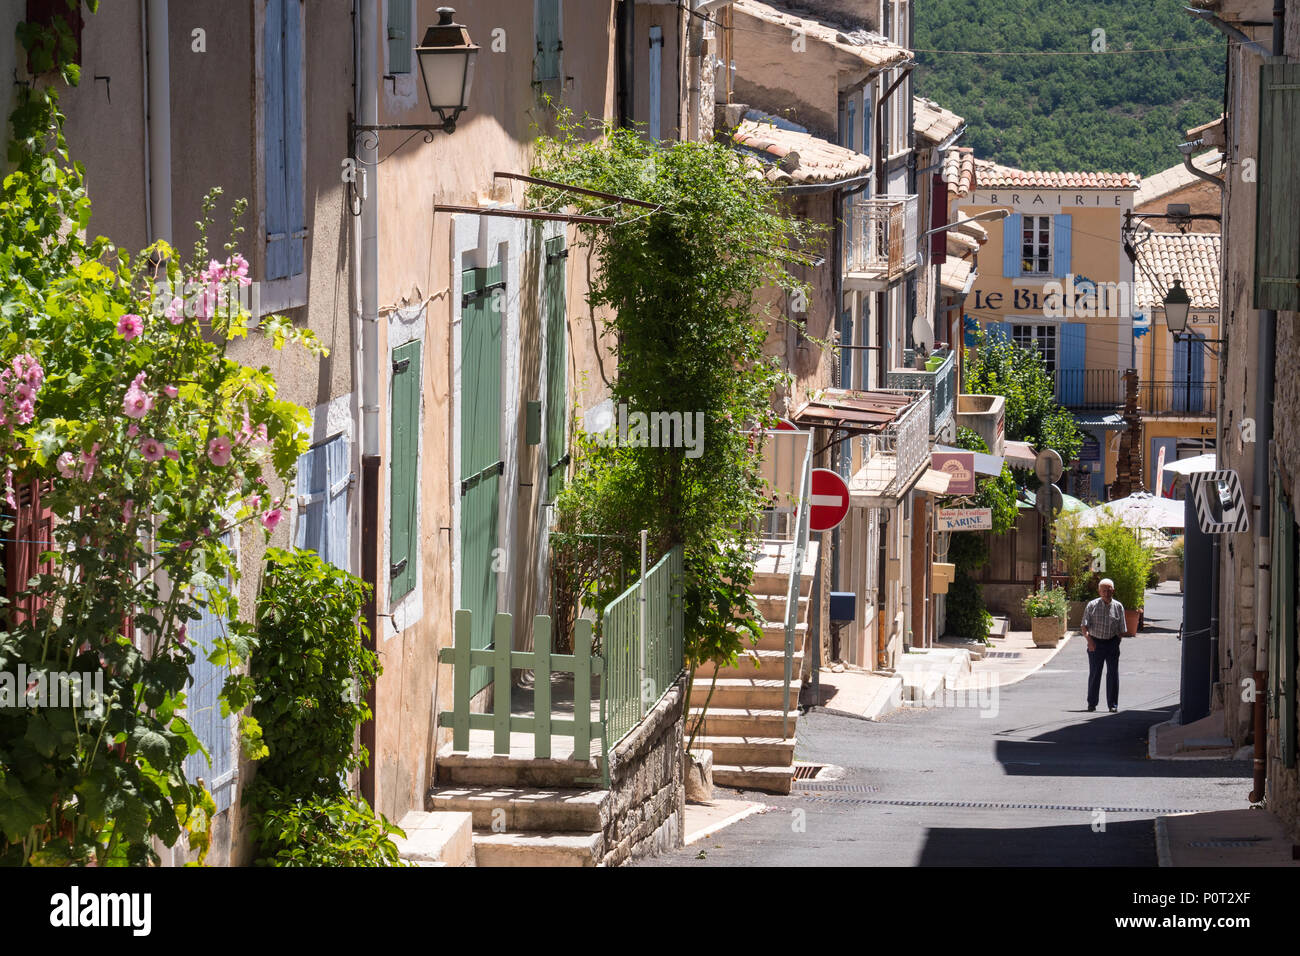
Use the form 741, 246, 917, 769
1035, 483, 1064, 517
808, 468, 850, 533
1034, 449, 1063, 485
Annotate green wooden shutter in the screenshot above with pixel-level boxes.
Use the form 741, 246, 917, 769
545, 238, 568, 502
264, 0, 289, 280
1255, 59, 1300, 312
1273, 479, 1297, 769
387, 0, 412, 74
461, 265, 504, 696
390, 340, 421, 602
535, 0, 561, 82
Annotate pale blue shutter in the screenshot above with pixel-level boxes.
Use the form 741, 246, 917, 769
1173, 335, 1189, 413
535, 0, 561, 82
387, 0, 412, 74
264, 0, 289, 280
284, 0, 305, 276
1052, 214, 1072, 278
862, 89, 872, 167
1188, 333, 1205, 414
1003, 213, 1022, 277
1058, 322, 1086, 406
184, 535, 236, 813
296, 435, 350, 569
986, 321, 1013, 344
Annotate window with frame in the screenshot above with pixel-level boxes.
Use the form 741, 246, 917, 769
1012, 323, 1057, 371
535, 0, 562, 83
1021, 215, 1052, 275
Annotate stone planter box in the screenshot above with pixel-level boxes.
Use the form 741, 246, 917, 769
1067, 600, 1086, 630
1031, 616, 1065, 648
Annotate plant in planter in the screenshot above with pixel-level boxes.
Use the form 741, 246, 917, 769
1090, 516, 1155, 635
1054, 511, 1096, 627
1023, 586, 1068, 647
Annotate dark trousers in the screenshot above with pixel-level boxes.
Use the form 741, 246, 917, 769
1087, 637, 1121, 708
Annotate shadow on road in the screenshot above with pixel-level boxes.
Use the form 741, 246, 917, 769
917, 817, 1156, 866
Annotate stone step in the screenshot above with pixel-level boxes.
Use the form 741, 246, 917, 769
712, 763, 795, 795
472, 830, 603, 867
392, 810, 475, 867
428, 786, 610, 833
436, 744, 599, 789
755, 593, 810, 624
687, 706, 799, 738
703, 648, 804, 681
753, 571, 815, 597
748, 621, 807, 652
704, 677, 801, 710
988, 616, 1009, 641
691, 734, 797, 767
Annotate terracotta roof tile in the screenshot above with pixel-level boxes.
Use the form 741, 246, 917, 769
1134, 232, 1221, 310
972, 159, 1140, 190
1134, 150, 1225, 207
732, 0, 911, 71
914, 96, 965, 145
732, 117, 872, 185
942, 147, 976, 197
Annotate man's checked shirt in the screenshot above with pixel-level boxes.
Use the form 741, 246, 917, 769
1083, 597, 1127, 640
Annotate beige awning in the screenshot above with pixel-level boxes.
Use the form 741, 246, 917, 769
1003, 440, 1038, 469
914, 468, 953, 495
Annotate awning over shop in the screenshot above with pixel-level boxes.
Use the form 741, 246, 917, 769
932, 443, 1004, 477
790, 388, 916, 440
1073, 411, 1127, 431
1003, 439, 1037, 469
914, 468, 952, 495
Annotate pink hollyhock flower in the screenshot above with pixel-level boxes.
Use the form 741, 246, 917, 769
123, 373, 153, 419
126, 423, 139, 438
163, 384, 178, 399
3, 469, 14, 509
176, 623, 187, 645
165, 296, 185, 324
116, 313, 144, 340
56, 451, 77, 479
262, 507, 283, 531
80, 443, 100, 481
122, 499, 134, 523
246, 494, 262, 511
140, 437, 165, 462
207, 435, 233, 467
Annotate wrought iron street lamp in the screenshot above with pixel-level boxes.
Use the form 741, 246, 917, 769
1163, 278, 1191, 335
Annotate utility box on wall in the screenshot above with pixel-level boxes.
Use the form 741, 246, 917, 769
829, 591, 856, 623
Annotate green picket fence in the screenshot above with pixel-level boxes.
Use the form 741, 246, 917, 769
438, 544, 684, 788
601, 545, 685, 746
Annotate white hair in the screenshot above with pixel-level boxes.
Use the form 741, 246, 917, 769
1099, 578, 1115, 589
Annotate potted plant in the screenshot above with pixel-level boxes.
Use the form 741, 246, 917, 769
1091, 517, 1155, 636
1023, 586, 1068, 648
1054, 512, 1095, 628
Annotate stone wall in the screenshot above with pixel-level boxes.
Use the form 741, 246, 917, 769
600, 675, 686, 866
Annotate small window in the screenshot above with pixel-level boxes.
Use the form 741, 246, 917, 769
1012, 323, 1058, 371
1021, 215, 1053, 275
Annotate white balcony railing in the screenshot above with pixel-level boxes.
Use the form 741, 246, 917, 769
850, 388, 931, 504
844, 194, 919, 285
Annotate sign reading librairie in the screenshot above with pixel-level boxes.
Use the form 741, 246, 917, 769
936, 507, 993, 532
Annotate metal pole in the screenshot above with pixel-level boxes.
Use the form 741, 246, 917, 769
639, 528, 647, 719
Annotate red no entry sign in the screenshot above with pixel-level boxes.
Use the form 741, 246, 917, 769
808, 467, 850, 532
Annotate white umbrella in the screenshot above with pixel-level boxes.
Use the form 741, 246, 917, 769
1078, 492, 1185, 530
1162, 453, 1216, 476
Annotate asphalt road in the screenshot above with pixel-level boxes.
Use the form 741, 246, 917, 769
644, 587, 1253, 866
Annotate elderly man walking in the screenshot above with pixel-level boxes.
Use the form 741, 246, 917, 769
1081, 578, 1130, 712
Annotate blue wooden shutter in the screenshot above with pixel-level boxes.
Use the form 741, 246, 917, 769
1255, 60, 1300, 311
184, 535, 236, 813
648, 26, 663, 141
296, 435, 350, 569
1052, 214, 1072, 278
1057, 321, 1086, 406
264, 0, 289, 280
387, 0, 412, 74
1172, 334, 1189, 413
264, 0, 304, 279
1002, 213, 1022, 277
1187, 333, 1205, 414
535, 0, 561, 82
985, 321, 1013, 344
862, 89, 872, 166
390, 340, 421, 602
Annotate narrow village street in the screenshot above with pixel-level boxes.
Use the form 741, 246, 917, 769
647, 588, 1253, 866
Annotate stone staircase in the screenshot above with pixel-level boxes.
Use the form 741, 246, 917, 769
428, 743, 611, 867
688, 541, 818, 796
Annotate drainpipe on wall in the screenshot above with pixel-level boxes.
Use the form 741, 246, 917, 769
357, 0, 382, 809
1249, 0, 1284, 807
145, 0, 171, 243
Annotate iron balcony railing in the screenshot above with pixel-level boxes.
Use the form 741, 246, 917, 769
866, 388, 931, 500
886, 347, 956, 439
1051, 368, 1124, 410
1140, 380, 1218, 416
1051, 368, 1215, 415
844, 194, 919, 281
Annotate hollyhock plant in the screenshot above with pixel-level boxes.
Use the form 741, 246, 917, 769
207, 435, 233, 466
140, 437, 165, 462
262, 507, 284, 531
122, 373, 153, 419
116, 313, 143, 340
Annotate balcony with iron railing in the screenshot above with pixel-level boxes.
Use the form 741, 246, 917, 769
848, 388, 932, 505
885, 347, 956, 440
1051, 369, 1215, 416
843, 194, 919, 291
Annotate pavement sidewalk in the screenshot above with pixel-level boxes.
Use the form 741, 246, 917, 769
682, 798, 766, 845
1156, 807, 1300, 866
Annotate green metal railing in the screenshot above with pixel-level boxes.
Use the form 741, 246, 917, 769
602, 544, 685, 746
438, 544, 684, 788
